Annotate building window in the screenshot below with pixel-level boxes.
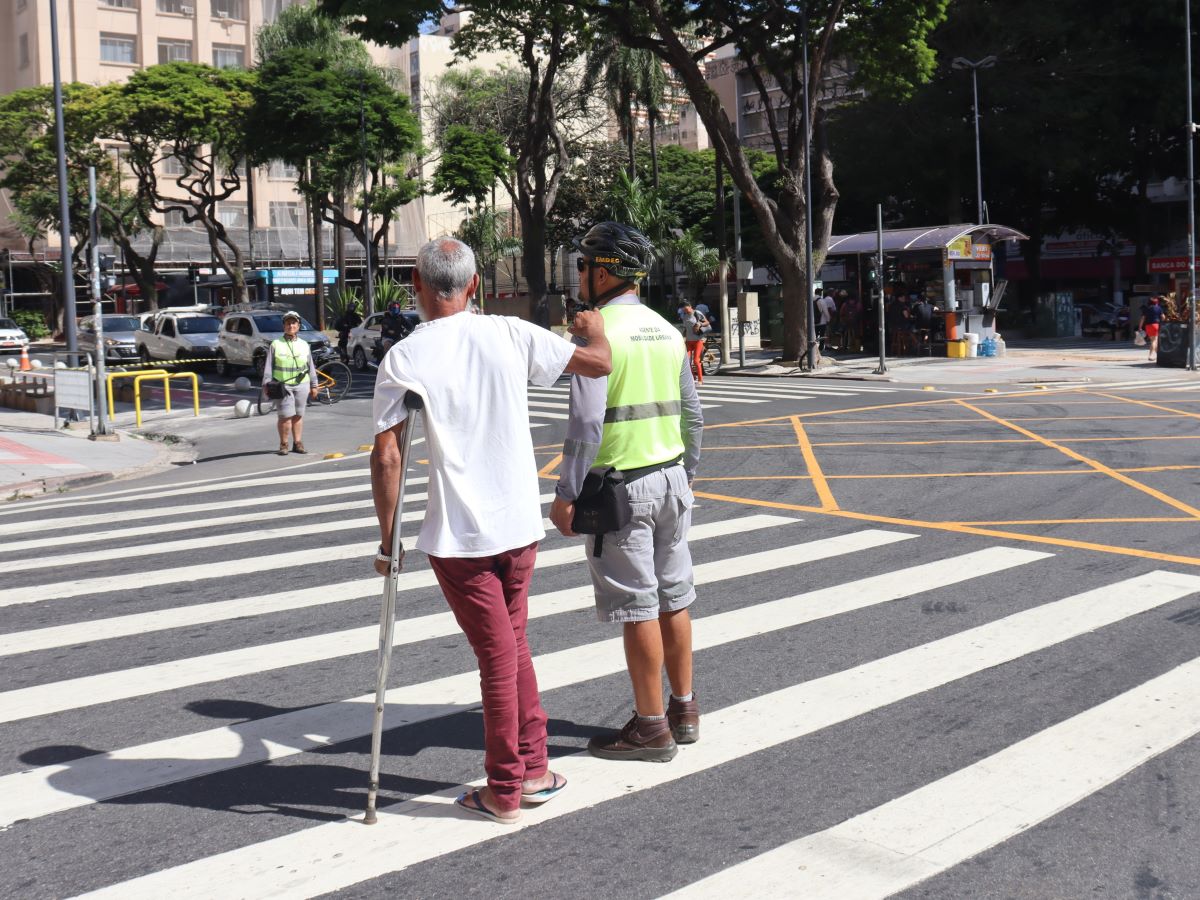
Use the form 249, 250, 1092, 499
269, 201, 302, 229
210, 0, 244, 19
100, 0, 138, 8
100, 33, 138, 65
161, 153, 185, 176
163, 209, 188, 227
157, 0, 195, 14
217, 202, 247, 228
18, 34, 29, 69
268, 160, 299, 180
212, 44, 245, 69
261, 0, 299, 23
157, 39, 192, 64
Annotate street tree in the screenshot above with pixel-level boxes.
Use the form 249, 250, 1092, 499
250, 48, 421, 314
671, 228, 720, 305
585, 41, 668, 181
102, 63, 257, 304
256, 2, 375, 319
0, 83, 164, 326
431, 125, 511, 209
568, 0, 949, 362
318, 0, 599, 318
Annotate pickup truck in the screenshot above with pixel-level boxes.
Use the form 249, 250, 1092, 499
135, 312, 222, 363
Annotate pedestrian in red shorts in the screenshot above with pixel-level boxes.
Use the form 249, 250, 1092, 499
1140, 295, 1164, 362
370, 238, 611, 824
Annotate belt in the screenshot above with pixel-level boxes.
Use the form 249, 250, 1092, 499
620, 455, 683, 484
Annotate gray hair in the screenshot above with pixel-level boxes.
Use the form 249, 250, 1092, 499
416, 238, 477, 300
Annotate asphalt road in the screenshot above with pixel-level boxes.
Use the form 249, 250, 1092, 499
2, 372, 1200, 898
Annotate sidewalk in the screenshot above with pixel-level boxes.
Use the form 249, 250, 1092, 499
719, 338, 1193, 385
0, 410, 178, 500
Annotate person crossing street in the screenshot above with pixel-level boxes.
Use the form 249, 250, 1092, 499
550, 222, 705, 763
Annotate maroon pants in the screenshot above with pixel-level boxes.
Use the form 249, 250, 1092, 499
428, 542, 548, 812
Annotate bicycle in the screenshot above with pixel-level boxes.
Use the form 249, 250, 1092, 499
257, 354, 353, 415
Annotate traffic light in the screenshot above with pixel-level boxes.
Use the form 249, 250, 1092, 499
864, 256, 878, 285
187, 264, 201, 284
99, 254, 115, 291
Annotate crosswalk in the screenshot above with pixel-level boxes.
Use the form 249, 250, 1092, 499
2, 448, 1200, 897
526, 374, 901, 420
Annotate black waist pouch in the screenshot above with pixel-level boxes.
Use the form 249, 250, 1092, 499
572, 467, 631, 556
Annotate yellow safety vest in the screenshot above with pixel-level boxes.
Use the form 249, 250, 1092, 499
271, 337, 311, 385
593, 302, 686, 471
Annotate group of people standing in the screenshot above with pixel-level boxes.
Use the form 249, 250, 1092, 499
369, 223, 703, 824
815, 286, 938, 357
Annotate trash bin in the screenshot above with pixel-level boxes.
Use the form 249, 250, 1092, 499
946, 340, 968, 358
964, 332, 980, 358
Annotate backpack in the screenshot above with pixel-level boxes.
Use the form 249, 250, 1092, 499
692, 311, 713, 335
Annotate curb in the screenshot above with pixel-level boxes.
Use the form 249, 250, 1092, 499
4, 470, 114, 501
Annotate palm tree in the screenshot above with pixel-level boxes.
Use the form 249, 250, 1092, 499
586, 41, 667, 183
606, 170, 679, 303
671, 228, 720, 305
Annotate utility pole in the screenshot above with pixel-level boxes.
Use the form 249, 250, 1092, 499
88, 168, 111, 437
50, 0, 78, 357
801, 4, 817, 371
874, 204, 887, 375
1186, 0, 1197, 370
716, 155, 732, 366
952, 56, 997, 226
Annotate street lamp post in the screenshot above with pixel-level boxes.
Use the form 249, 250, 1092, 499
1185, 0, 1197, 371
50, 0, 79, 355
952, 56, 997, 226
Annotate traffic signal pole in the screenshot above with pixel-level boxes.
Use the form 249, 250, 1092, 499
874, 204, 887, 375
88, 167, 112, 437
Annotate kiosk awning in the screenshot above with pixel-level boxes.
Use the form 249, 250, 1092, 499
826, 224, 1029, 255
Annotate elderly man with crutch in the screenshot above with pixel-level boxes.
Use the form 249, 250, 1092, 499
366, 237, 612, 825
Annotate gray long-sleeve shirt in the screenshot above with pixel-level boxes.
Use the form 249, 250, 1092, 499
556, 295, 704, 502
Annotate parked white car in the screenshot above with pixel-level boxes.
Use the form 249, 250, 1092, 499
135, 312, 221, 363
78, 314, 141, 365
346, 310, 419, 371
216, 311, 329, 376
0, 317, 30, 355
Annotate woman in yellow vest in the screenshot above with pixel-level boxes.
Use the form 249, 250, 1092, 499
262, 311, 318, 455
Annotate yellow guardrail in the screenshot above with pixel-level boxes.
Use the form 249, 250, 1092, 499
107, 369, 168, 419
107, 369, 202, 425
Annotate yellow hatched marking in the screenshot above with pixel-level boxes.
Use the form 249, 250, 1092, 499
790, 416, 838, 510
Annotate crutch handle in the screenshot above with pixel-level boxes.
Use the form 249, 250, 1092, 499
404, 390, 424, 411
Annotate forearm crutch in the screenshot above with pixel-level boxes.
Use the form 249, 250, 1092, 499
365, 390, 423, 825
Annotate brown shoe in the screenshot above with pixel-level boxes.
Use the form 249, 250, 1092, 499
667, 693, 700, 744
292, 442, 307, 455
587, 713, 677, 762
277, 442, 289, 456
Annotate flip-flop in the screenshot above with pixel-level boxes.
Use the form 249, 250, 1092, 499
455, 789, 520, 825
521, 771, 567, 805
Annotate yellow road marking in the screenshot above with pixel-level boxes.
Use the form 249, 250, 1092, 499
949, 517, 1198, 525
1091, 392, 1200, 420
814, 438, 1034, 447
791, 416, 838, 510
956, 400, 1200, 520
703, 444, 801, 450
800, 414, 1184, 425
696, 464, 1200, 483
538, 453, 563, 478
691, 490, 1200, 568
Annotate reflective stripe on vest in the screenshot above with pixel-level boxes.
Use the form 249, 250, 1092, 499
271, 337, 311, 385
593, 302, 686, 471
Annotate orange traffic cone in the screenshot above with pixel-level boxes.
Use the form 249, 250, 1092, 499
18, 346, 31, 371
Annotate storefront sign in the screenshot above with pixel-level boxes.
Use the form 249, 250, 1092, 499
1149, 256, 1192, 273
946, 236, 973, 260
971, 243, 992, 261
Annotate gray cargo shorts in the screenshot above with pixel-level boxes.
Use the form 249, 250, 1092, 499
277, 383, 311, 418
584, 463, 696, 623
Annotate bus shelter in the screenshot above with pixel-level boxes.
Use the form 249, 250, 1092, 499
821, 224, 1028, 344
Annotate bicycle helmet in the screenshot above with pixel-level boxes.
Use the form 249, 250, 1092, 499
572, 222, 655, 282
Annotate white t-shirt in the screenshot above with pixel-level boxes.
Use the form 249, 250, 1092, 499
817, 295, 837, 325
373, 312, 577, 558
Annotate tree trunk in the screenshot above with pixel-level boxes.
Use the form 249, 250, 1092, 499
626, 109, 636, 180
520, 208, 548, 320
778, 257, 805, 363
313, 197, 326, 330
